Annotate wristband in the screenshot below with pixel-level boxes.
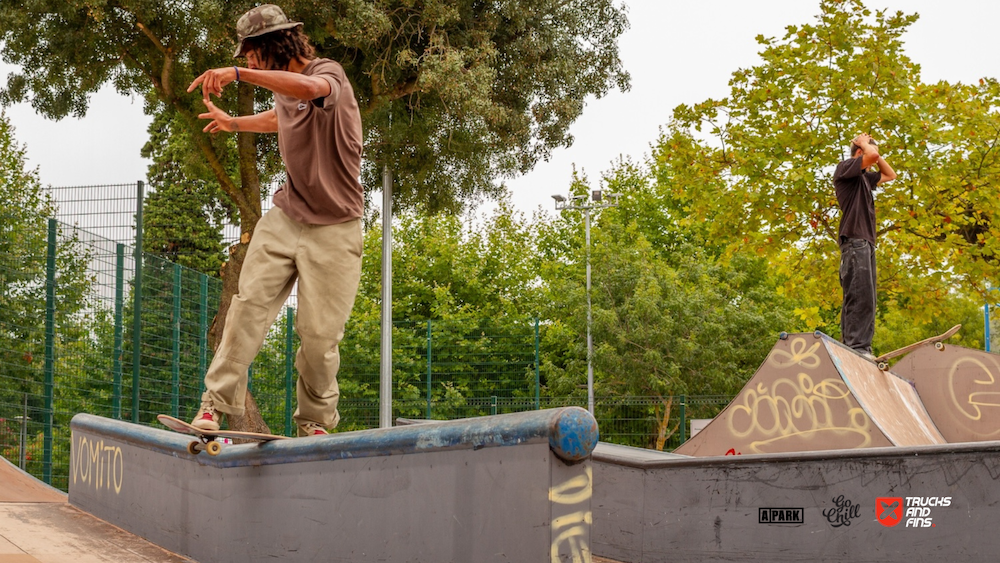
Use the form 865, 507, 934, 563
233, 66, 240, 82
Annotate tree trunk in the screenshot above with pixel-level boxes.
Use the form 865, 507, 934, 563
654, 395, 680, 451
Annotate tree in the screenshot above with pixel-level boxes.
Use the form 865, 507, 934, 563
348, 199, 545, 420
537, 166, 797, 449
658, 0, 998, 347
140, 111, 232, 276
1, 0, 630, 431
0, 113, 93, 481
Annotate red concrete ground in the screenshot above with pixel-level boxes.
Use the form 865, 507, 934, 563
0, 457, 192, 563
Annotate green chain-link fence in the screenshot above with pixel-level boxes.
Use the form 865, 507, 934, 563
1, 185, 739, 490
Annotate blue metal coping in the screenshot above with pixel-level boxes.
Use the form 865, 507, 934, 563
70, 407, 599, 469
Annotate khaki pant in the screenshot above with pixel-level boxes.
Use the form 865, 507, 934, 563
202, 207, 362, 432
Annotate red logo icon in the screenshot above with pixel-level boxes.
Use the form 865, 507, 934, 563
876, 497, 903, 527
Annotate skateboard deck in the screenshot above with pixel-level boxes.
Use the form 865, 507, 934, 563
157, 414, 288, 456
873, 324, 962, 371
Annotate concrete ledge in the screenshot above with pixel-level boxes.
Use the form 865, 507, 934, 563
70, 408, 598, 563
71, 406, 599, 468
593, 441, 1000, 562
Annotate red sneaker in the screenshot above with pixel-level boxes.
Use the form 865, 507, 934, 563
191, 400, 223, 431
298, 422, 328, 437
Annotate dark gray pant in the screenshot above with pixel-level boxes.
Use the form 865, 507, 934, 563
839, 238, 876, 354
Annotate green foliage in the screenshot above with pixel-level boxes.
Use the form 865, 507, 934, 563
359, 199, 543, 320
0, 0, 630, 214
658, 0, 996, 346
141, 111, 232, 276
538, 166, 797, 403
346, 200, 544, 419
296, 0, 631, 210
0, 114, 91, 404
0, 113, 103, 484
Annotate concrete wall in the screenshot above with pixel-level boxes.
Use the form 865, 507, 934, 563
592, 441, 1000, 562
69, 408, 598, 563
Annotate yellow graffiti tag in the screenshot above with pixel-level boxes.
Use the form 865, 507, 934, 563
768, 337, 822, 370
727, 372, 872, 453
550, 465, 592, 563
948, 357, 1000, 421
549, 468, 593, 506
72, 436, 123, 494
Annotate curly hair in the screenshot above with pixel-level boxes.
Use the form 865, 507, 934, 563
242, 27, 316, 71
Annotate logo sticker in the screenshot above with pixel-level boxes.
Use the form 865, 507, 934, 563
876, 497, 903, 527
758, 508, 804, 524
823, 495, 861, 528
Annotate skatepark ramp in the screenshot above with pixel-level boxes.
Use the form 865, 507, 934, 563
675, 331, 945, 456
892, 342, 1000, 443
590, 440, 1000, 562
69, 407, 599, 563
0, 456, 192, 562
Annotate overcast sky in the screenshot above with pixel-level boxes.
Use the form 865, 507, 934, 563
2, 0, 999, 219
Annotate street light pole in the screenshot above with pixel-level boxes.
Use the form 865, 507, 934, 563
584, 207, 593, 414
987, 286, 999, 353
552, 190, 620, 415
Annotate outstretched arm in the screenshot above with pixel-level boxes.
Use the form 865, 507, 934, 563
187, 66, 332, 103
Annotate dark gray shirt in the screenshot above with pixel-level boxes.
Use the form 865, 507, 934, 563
833, 155, 881, 246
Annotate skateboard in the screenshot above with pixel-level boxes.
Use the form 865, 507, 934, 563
874, 324, 962, 371
157, 414, 288, 456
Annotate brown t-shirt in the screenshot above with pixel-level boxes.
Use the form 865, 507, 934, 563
272, 58, 363, 225
833, 155, 881, 246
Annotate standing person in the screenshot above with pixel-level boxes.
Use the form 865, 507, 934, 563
833, 133, 897, 357
186, 4, 364, 436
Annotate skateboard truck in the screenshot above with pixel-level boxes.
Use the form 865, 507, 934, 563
187, 438, 224, 456
157, 414, 289, 456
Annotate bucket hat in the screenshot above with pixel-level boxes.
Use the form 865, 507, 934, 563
234, 4, 303, 58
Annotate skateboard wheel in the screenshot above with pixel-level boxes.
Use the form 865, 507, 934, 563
187, 441, 201, 456
877, 362, 889, 371
935, 342, 944, 350
206, 441, 223, 456
778, 332, 789, 340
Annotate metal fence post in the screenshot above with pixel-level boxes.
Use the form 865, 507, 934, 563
43, 219, 56, 484
131, 180, 144, 423
285, 307, 294, 436
379, 165, 393, 429
171, 263, 181, 417
199, 275, 208, 393
534, 317, 540, 411
987, 288, 999, 352
426, 319, 432, 420
491, 395, 498, 416
18, 394, 28, 470
113, 243, 124, 419
678, 394, 687, 443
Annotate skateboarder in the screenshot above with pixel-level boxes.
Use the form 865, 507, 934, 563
186, 4, 364, 436
833, 133, 896, 357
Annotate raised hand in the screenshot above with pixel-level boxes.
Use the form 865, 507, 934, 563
188, 67, 239, 101
198, 99, 236, 134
